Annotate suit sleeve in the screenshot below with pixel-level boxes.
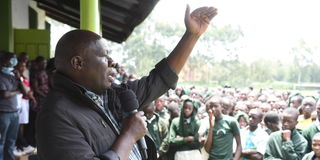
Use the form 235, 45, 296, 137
127, 58, 178, 108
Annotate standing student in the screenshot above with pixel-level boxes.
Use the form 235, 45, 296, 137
204, 97, 242, 160
169, 99, 202, 160
264, 108, 307, 159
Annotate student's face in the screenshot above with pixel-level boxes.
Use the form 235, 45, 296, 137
82, 39, 113, 94
154, 98, 165, 111
248, 111, 261, 128
238, 116, 248, 129
38, 60, 47, 70
143, 107, 155, 120
175, 88, 182, 96
170, 108, 180, 119
221, 102, 232, 115
266, 122, 280, 132
206, 100, 222, 117
290, 99, 300, 108
16, 62, 26, 73
282, 113, 298, 131
301, 98, 316, 115
183, 101, 194, 118
312, 138, 320, 157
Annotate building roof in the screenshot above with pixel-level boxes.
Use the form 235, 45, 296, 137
35, 0, 159, 43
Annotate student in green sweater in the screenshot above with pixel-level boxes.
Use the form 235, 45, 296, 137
264, 108, 307, 160
204, 97, 242, 160
303, 100, 320, 153
303, 132, 320, 160
169, 99, 202, 160
143, 103, 168, 158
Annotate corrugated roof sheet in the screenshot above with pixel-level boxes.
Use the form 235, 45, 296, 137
35, 0, 159, 43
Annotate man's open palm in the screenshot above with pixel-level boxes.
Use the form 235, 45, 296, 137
185, 5, 218, 36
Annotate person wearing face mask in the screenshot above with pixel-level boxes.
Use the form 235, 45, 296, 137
0, 51, 27, 160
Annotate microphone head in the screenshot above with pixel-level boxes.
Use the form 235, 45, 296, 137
119, 89, 139, 112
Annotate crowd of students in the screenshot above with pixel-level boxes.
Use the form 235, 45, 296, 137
142, 83, 320, 160
2, 50, 320, 160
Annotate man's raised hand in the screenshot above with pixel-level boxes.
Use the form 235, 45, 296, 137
185, 5, 218, 37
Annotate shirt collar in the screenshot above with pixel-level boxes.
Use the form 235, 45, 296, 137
147, 115, 156, 124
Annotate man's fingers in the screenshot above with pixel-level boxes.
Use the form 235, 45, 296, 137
190, 7, 208, 17
185, 4, 191, 20
190, 6, 217, 24
206, 10, 218, 20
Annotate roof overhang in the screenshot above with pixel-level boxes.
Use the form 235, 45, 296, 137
35, 0, 159, 43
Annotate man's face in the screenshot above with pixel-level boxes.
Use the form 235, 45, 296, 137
248, 111, 261, 128
312, 137, 320, 157
82, 39, 112, 94
183, 101, 194, 118
282, 113, 298, 131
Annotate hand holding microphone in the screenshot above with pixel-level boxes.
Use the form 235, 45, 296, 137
119, 89, 148, 160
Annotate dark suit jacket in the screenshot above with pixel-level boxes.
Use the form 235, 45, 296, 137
36, 58, 178, 160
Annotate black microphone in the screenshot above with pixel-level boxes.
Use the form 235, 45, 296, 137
119, 89, 148, 160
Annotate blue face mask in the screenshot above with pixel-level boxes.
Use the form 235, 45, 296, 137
10, 57, 18, 67
1, 67, 14, 75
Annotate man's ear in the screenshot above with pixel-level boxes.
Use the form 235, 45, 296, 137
70, 56, 84, 70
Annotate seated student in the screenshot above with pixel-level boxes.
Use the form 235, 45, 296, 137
302, 100, 320, 153
264, 111, 281, 135
241, 109, 269, 160
204, 97, 242, 160
264, 108, 307, 160
169, 99, 202, 160
303, 133, 320, 160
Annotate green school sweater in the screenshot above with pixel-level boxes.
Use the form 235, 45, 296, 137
168, 117, 201, 151
302, 122, 320, 153
147, 113, 168, 150
264, 129, 307, 160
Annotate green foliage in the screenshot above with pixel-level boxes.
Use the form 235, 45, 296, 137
117, 15, 320, 89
